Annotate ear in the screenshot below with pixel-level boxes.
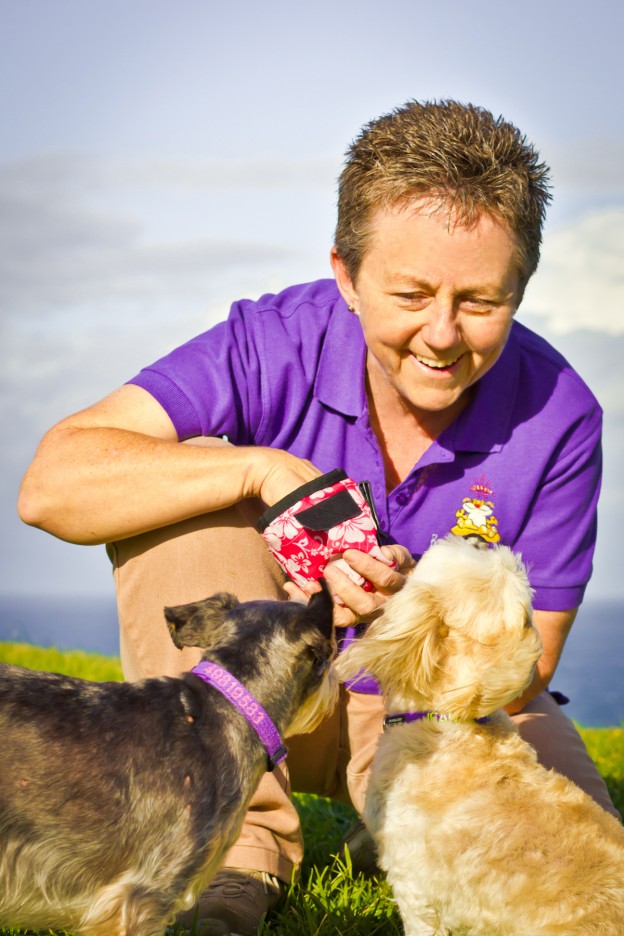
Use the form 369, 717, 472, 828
305, 579, 334, 642
335, 582, 449, 699
330, 246, 358, 310
381, 588, 449, 698
164, 592, 240, 649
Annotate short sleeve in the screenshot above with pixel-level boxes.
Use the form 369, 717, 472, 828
127, 302, 264, 442
515, 402, 602, 611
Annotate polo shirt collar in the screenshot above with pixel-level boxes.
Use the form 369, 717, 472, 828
314, 297, 368, 418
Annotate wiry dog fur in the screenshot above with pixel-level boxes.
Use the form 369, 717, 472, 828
0, 583, 338, 936
337, 535, 624, 935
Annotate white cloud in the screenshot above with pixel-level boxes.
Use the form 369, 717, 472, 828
96, 154, 339, 191
0, 152, 333, 483
0, 150, 339, 193
522, 209, 624, 335
0, 154, 311, 322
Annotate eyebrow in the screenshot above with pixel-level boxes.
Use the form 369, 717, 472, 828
388, 276, 512, 301
387, 275, 436, 291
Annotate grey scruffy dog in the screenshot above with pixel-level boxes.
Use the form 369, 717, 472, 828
0, 583, 338, 936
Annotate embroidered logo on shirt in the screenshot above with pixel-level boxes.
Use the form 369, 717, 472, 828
451, 475, 500, 543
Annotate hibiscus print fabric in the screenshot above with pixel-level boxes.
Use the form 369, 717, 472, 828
256, 469, 381, 589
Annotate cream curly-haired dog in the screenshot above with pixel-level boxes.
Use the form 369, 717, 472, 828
337, 535, 624, 935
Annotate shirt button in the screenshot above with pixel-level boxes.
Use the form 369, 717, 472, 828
395, 490, 411, 507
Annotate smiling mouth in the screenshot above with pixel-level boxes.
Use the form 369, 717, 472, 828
414, 353, 463, 370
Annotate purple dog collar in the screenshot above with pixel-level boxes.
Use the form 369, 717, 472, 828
191, 661, 288, 771
384, 711, 492, 730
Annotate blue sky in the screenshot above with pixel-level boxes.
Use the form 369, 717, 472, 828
2, 0, 623, 604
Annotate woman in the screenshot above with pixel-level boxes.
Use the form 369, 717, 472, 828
19, 100, 616, 935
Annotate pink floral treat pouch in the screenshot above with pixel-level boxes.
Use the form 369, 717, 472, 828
256, 469, 383, 590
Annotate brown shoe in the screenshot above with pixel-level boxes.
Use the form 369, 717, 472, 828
339, 819, 380, 877
177, 867, 283, 935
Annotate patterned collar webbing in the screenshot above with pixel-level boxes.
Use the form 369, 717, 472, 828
384, 711, 492, 730
191, 661, 288, 771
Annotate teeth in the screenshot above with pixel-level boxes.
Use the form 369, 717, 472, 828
415, 353, 460, 369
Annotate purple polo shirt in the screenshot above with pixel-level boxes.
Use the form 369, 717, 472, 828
129, 277, 601, 630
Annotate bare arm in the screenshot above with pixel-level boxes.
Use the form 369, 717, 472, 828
505, 607, 577, 714
18, 384, 321, 545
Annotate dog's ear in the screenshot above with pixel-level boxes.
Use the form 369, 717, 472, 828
304, 579, 334, 641
335, 581, 449, 701
403, 592, 450, 692
164, 592, 240, 649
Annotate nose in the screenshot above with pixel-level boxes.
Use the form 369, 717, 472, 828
422, 300, 460, 350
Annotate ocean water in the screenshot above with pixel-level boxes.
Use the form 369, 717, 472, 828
0, 594, 622, 727
0, 593, 120, 657
551, 600, 623, 727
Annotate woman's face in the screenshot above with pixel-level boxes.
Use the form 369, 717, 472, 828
331, 199, 520, 419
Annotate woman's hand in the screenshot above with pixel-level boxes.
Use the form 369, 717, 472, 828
250, 448, 323, 507
284, 544, 416, 627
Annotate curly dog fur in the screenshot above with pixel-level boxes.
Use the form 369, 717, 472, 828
337, 536, 624, 935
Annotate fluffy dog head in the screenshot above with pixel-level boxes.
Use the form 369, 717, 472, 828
337, 536, 542, 720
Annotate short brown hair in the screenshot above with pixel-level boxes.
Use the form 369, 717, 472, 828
335, 100, 551, 294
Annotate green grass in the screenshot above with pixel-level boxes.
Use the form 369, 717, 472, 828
0, 642, 123, 682
578, 723, 624, 814
0, 643, 621, 936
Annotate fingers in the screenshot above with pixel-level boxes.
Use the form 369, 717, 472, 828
331, 602, 363, 629
322, 546, 416, 626
379, 543, 417, 574
283, 580, 323, 603
283, 543, 417, 630
283, 581, 313, 604
341, 546, 414, 592
323, 563, 383, 623
284, 575, 364, 628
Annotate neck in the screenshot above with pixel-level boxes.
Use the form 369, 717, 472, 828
365, 360, 470, 489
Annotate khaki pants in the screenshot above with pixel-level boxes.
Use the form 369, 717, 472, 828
107, 444, 619, 882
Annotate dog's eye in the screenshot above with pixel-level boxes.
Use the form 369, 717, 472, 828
311, 650, 328, 674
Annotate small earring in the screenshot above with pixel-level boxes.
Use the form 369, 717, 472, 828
348, 305, 359, 315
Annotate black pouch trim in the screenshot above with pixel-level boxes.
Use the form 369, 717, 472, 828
293, 489, 362, 531
357, 480, 381, 536
256, 469, 347, 532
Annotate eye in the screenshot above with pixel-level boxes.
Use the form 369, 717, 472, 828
460, 297, 496, 313
310, 648, 329, 674
393, 292, 430, 310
